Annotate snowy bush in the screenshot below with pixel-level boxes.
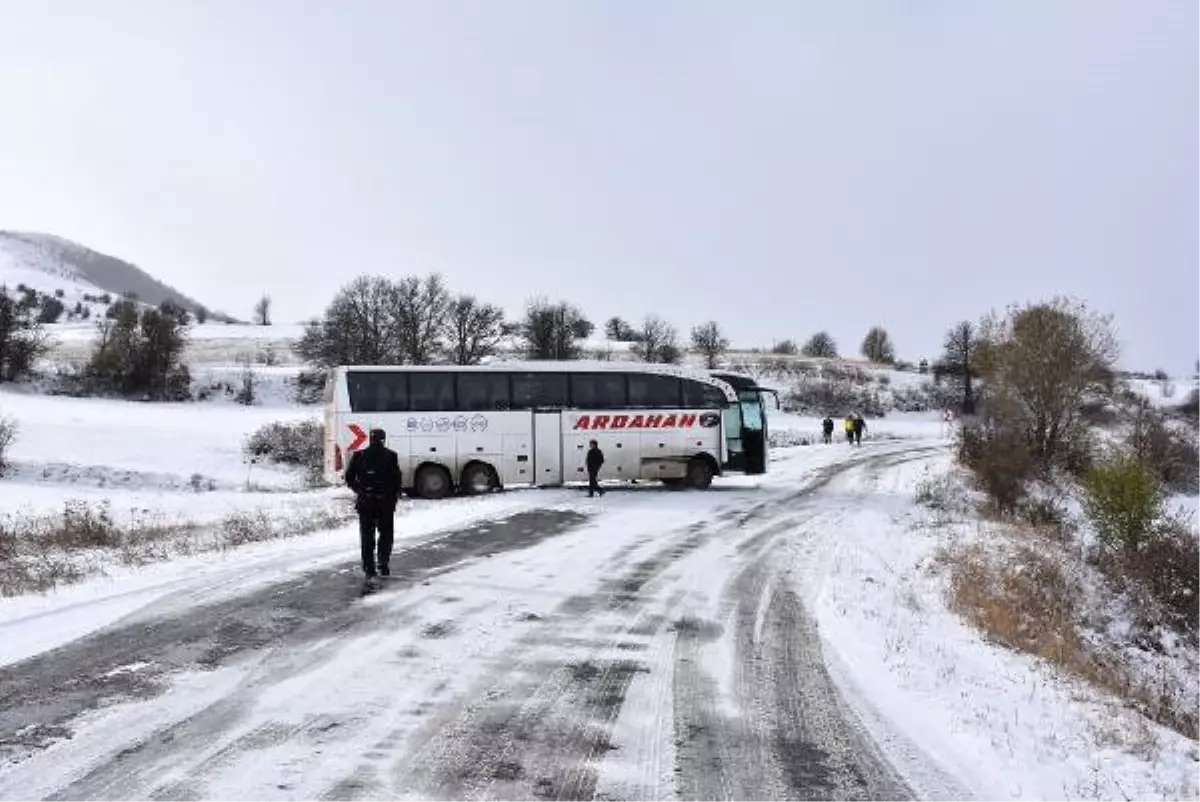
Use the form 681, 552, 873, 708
291, 369, 327, 405
1081, 454, 1163, 554
768, 429, 812, 448
0, 415, 15, 475
783, 376, 884, 418
245, 419, 325, 484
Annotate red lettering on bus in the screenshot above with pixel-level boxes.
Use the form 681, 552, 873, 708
593, 415, 611, 429
678, 414, 697, 427
574, 416, 591, 430
660, 414, 678, 428
644, 414, 663, 428
627, 415, 645, 428
611, 414, 629, 429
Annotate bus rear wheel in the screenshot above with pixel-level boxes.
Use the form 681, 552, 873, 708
461, 463, 499, 495
686, 458, 714, 490
415, 464, 453, 500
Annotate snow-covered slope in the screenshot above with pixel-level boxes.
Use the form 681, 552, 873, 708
0, 231, 228, 321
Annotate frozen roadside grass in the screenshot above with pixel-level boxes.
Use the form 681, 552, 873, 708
0, 498, 353, 597
916, 471, 1199, 742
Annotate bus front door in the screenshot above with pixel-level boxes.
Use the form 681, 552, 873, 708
533, 411, 564, 486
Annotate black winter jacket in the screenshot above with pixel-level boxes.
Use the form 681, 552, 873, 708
345, 444, 402, 507
585, 446, 605, 474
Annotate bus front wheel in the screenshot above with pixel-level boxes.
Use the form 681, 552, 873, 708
686, 458, 714, 490
461, 463, 499, 495
415, 464, 453, 500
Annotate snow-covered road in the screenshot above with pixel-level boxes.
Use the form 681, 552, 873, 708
1, 441, 955, 800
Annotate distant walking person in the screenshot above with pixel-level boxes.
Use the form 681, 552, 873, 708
853, 414, 866, 445
843, 415, 856, 444
821, 416, 834, 444
344, 428, 402, 590
586, 439, 606, 498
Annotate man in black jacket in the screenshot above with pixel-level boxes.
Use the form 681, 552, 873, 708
344, 428, 402, 585
585, 439, 605, 498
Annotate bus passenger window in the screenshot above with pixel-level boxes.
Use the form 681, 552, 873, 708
458, 373, 511, 411
409, 372, 456, 411
570, 373, 627, 408
347, 371, 408, 412
683, 379, 725, 408
512, 373, 569, 408
628, 374, 681, 408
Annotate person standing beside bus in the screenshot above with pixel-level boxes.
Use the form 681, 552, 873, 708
344, 428, 402, 589
586, 439, 606, 498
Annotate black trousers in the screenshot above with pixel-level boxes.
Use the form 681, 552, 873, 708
587, 469, 603, 496
854, 429, 863, 444
357, 499, 395, 576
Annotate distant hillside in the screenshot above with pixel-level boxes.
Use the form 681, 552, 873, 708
0, 231, 236, 322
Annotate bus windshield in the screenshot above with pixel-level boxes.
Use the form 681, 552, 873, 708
739, 391, 764, 431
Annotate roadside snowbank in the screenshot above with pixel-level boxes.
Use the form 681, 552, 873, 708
793, 454, 1200, 801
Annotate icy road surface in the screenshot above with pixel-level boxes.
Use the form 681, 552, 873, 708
0, 442, 952, 801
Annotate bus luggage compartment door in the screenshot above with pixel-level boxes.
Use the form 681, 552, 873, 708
533, 411, 563, 486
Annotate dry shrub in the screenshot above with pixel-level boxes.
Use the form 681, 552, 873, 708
219, 506, 347, 550
946, 537, 1197, 738
947, 541, 1082, 663
0, 414, 15, 475
1127, 407, 1199, 494
956, 422, 1035, 515
0, 500, 352, 597
1094, 515, 1199, 643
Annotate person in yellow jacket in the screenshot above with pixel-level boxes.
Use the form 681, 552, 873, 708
843, 415, 856, 444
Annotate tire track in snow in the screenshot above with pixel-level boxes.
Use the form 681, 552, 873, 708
671, 445, 945, 800
0, 509, 588, 799
384, 444, 936, 802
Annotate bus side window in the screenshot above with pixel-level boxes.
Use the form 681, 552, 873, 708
410, 372, 456, 411
570, 373, 628, 409
512, 372, 569, 409
347, 371, 408, 412
683, 379, 724, 408
628, 374, 682, 408
458, 373, 511, 411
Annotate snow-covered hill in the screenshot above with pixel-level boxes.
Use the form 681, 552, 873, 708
0, 231, 231, 322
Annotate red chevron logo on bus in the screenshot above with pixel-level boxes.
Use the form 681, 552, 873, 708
573, 413, 698, 430
347, 423, 368, 450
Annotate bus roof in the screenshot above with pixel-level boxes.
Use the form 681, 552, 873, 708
335, 361, 740, 401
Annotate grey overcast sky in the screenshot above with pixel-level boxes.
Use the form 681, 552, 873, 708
0, 1, 1196, 371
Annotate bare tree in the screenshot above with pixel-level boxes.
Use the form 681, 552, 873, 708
391, 274, 450, 365
446, 294, 505, 365
976, 297, 1118, 467
938, 321, 979, 414
521, 298, 588, 360
254, 294, 272, 326
294, 276, 398, 368
690, 321, 729, 369
860, 326, 895, 364
634, 316, 680, 363
0, 286, 52, 383
801, 331, 838, 359
772, 339, 798, 355
604, 316, 637, 341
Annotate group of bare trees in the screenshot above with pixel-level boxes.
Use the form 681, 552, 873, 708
294, 273, 736, 370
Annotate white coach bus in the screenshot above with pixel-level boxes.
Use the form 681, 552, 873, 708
323, 362, 776, 499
